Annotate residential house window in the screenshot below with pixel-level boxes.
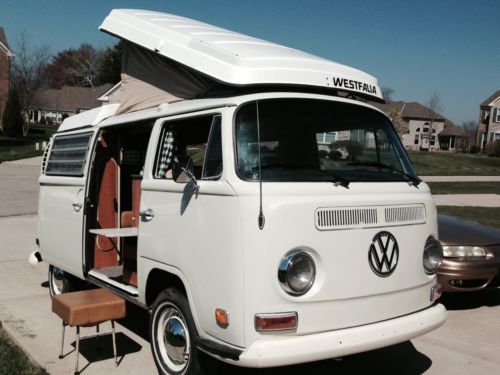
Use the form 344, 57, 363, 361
416, 127, 420, 132
414, 134, 419, 145
423, 127, 429, 133
431, 136, 436, 146
496, 108, 500, 123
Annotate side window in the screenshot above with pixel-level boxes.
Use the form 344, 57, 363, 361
45, 132, 93, 176
202, 116, 222, 179
154, 114, 222, 181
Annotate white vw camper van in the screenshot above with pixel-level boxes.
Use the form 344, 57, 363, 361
35, 9, 446, 374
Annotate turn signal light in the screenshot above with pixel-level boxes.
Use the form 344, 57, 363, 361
215, 309, 229, 328
255, 312, 298, 332
430, 283, 442, 301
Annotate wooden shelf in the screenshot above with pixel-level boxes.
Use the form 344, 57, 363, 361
89, 227, 138, 237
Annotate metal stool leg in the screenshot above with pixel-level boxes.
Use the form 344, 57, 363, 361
75, 326, 80, 375
59, 321, 66, 359
96, 324, 100, 352
111, 320, 118, 366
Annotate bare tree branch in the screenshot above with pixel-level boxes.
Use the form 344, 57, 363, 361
11, 30, 51, 136
425, 92, 443, 152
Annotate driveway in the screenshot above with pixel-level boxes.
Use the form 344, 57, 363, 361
1, 159, 500, 374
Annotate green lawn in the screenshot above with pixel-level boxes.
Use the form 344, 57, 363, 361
437, 206, 500, 230
0, 327, 48, 375
0, 124, 57, 162
428, 181, 500, 194
408, 151, 500, 176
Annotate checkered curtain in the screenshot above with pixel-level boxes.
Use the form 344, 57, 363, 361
155, 129, 177, 178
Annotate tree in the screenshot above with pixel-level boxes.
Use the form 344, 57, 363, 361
381, 86, 394, 102
47, 42, 122, 89
387, 105, 406, 135
11, 30, 50, 136
98, 41, 122, 85
425, 92, 443, 152
461, 120, 479, 150
1, 90, 24, 137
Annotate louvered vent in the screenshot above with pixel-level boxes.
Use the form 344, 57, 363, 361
40, 141, 51, 175
385, 205, 425, 224
316, 207, 378, 230
316, 204, 426, 230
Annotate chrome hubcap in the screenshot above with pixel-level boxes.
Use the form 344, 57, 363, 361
164, 316, 188, 364
157, 305, 190, 372
51, 267, 65, 295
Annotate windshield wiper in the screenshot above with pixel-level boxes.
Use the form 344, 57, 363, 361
313, 169, 350, 188
252, 163, 350, 188
347, 160, 421, 187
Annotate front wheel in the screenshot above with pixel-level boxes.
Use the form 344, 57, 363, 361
150, 288, 203, 375
48, 265, 74, 296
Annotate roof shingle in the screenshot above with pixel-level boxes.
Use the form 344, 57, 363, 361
34, 84, 113, 112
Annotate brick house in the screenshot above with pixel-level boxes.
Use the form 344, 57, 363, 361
0, 27, 15, 129
477, 90, 500, 149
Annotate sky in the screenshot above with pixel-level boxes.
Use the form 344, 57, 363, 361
1, 0, 499, 125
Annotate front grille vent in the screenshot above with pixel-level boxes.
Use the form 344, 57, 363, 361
315, 204, 426, 231
385, 205, 425, 224
316, 207, 378, 230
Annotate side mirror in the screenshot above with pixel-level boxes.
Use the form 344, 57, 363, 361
173, 156, 198, 190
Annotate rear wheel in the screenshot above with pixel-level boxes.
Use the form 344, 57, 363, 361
150, 288, 203, 375
48, 265, 75, 296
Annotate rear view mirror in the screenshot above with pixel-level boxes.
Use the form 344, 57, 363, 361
173, 156, 198, 190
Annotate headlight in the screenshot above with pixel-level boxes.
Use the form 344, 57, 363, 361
423, 236, 443, 274
278, 251, 316, 296
442, 245, 486, 258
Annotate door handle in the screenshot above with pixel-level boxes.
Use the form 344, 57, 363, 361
139, 208, 154, 222
72, 202, 83, 212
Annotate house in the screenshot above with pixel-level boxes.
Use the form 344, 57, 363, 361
29, 84, 113, 125
373, 101, 466, 151
477, 90, 500, 149
0, 27, 15, 129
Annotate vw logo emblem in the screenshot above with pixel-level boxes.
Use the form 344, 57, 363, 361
368, 231, 399, 277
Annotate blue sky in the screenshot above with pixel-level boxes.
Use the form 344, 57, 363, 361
2, 0, 499, 125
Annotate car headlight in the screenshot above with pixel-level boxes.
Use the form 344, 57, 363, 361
442, 245, 487, 258
278, 250, 316, 296
423, 236, 443, 274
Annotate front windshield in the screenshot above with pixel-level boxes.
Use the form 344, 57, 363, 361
235, 98, 417, 183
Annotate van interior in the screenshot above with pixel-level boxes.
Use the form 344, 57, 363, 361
85, 121, 154, 295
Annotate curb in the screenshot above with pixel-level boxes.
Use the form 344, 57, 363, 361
0, 320, 48, 372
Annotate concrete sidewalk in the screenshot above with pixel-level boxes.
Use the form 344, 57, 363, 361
421, 175, 500, 182
433, 194, 500, 207
0, 215, 157, 375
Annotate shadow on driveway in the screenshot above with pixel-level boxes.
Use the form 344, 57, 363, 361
440, 289, 500, 311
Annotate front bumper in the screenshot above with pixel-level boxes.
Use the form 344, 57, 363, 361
230, 304, 446, 368
438, 256, 500, 292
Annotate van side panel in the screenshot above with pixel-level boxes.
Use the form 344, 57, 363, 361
38, 176, 86, 278
138, 180, 244, 347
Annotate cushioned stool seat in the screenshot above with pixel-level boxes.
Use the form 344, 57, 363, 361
52, 289, 126, 374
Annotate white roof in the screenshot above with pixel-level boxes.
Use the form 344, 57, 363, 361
57, 104, 120, 132
100, 9, 382, 100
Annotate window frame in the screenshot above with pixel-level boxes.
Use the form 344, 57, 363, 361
153, 112, 223, 182
44, 131, 94, 177
233, 98, 416, 183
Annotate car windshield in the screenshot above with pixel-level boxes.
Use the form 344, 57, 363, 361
235, 98, 417, 183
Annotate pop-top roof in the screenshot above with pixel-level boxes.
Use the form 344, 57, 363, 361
100, 9, 383, 101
